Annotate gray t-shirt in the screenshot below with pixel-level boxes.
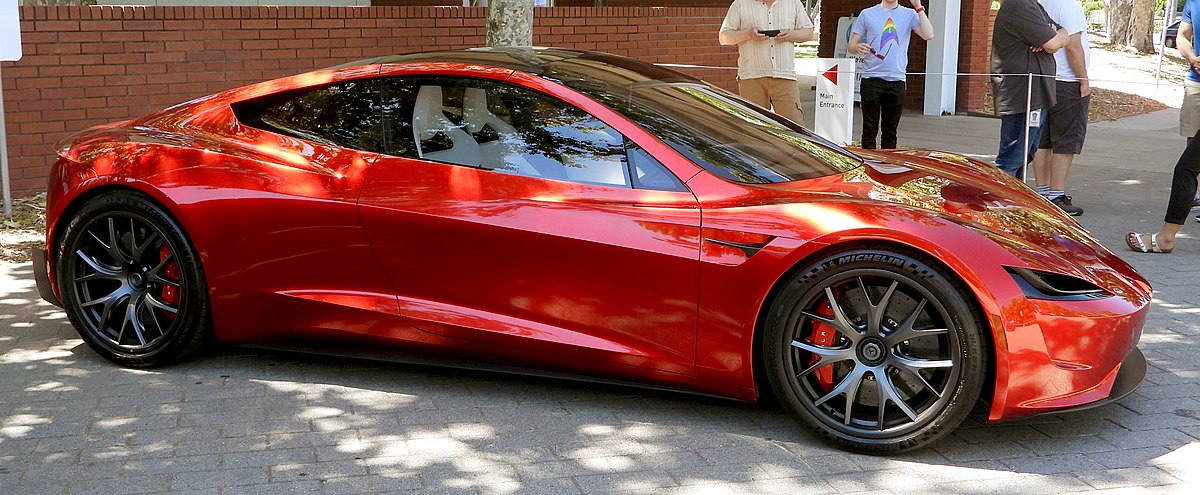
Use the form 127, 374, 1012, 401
991, 0, 1058, 115
852, 4, 921, 82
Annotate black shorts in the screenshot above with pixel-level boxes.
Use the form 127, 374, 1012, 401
1038, 81, 1090, 154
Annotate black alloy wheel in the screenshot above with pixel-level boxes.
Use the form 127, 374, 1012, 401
56, 191, 210, 367
765, 249, 986, 453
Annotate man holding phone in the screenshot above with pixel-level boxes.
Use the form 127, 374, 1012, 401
719, 0, 815, 125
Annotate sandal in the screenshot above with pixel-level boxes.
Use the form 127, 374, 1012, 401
1126, 232, 1173, 253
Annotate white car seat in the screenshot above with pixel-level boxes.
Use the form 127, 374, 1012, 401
413, 85, 482, 167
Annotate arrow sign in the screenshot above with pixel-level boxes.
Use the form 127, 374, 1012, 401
814, 58, 854, 145
822, 65, 839, 85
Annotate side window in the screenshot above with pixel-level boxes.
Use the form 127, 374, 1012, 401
400, 77, 639, 188
627, 141, 688, 192
232, 79, 384, 153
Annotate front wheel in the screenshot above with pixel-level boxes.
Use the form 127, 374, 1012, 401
56, 191, 211, 367
764, 249, 987, 453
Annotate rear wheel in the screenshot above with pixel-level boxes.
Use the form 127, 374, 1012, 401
764, 249, 986, 453
56, 191, 210, 367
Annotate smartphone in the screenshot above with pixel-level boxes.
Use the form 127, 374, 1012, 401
758, 29, 781, 37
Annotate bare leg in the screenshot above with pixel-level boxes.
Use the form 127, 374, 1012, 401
1155, 223, 1183, 252
1032, 148, 1052, 189
1049, 152, 1074, 191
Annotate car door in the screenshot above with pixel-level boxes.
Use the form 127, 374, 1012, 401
357, 75, 701, 375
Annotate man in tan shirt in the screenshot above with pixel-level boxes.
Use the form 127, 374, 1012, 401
719, 0, 815, 125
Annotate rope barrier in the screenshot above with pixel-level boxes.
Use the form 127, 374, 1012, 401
655, 63, 1185, 86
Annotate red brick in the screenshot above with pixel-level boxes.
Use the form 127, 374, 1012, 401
279, 19, 311, 29
277, 38, 313, 49
164, 40, 205, 52
124, 41, 166, 53
145, 51, 186, 64
122, 20, 164, 31
37, 65, 83, 78
38, 42, 84, 56
6, 110, 45, 123
80, 64, 123, 77
241, 19, 277, 30
87, 107, 132, 120
102, 53, 146, 65
144, 31, 185, 42
20, 121, 67, 134
58, 31, 103, 43
79, 20, 123, 32
35, 20, 80, 31
242, 39, 278, 50
84, 86, 128, 98
101, 30, 144, 42
125, 64, 168, 75
43, 109, 87, 122
258, 29, 296, 40
204, 40, 242, 51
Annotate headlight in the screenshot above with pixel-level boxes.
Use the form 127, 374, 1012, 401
1006, 267, 1110, 301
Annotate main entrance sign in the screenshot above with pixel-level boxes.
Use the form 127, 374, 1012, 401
814, 58, 854, 146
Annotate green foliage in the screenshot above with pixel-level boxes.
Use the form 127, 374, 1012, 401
1084, 0, 1105, 16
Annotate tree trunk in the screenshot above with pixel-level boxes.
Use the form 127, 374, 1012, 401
486, 0, 534, 48
1106, 0, 1156, 53
1130, 0, 1156, 53
1107, 0, 1134, 46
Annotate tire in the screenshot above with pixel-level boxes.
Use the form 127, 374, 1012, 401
764, 248, 986, 453
56, 190, 210, 367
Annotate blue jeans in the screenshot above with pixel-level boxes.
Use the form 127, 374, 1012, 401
995, 110, 1046, 177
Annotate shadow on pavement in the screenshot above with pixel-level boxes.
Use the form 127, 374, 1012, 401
3, 258, 1197, 493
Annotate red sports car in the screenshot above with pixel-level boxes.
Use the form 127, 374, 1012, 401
35, 47, 1150, 453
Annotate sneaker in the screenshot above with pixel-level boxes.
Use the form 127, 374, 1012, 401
1050, 195, 1083, 216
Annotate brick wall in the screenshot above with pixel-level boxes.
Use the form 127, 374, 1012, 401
0, 6, 735, 197
818, 0, 994, 114
959, 5, 997, 113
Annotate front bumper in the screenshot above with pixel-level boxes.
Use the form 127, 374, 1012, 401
1034, 347, 1147, 416
33, 246, 62, 308
990, 289, 1149, 421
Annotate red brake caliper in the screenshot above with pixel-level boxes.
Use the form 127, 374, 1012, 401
159, 245, 179, 319
807, 299, 837, 391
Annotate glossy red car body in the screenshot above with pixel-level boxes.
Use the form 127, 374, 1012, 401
37, 48, 1149, 433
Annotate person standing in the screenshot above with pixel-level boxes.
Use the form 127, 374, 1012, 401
990, 0, 1069, 178
1126, 129, 1200, 254
1029, 0, 1090, 216
847, 0, 934, 149
1179, 0, 1200, 146
719, 0, 815, 125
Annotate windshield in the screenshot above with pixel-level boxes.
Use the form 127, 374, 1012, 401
575, 82, 863, 183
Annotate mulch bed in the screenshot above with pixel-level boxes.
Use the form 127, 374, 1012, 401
975, 84, 1168, 122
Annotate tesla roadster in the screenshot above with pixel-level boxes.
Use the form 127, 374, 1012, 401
36, 47, 1150, 452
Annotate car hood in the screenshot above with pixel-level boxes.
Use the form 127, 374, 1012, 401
758, 148, 1147, 293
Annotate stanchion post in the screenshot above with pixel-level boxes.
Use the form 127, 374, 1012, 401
1023, 72, 1033, 183
1, 64, 11, 219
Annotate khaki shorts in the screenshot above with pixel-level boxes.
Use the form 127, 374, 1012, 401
1182, 80, 1200, 138
738, 77, 804, 125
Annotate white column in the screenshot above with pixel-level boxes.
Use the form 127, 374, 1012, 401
923, 0, 961, 115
